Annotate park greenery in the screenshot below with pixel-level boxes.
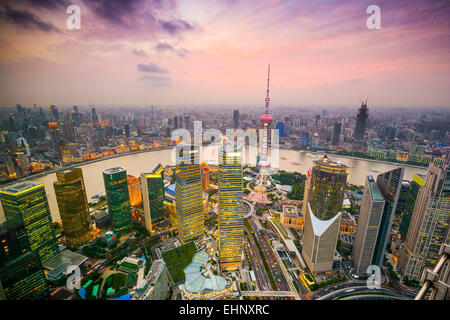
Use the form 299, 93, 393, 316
272, 170, 306, 200
161, 242, 197, 283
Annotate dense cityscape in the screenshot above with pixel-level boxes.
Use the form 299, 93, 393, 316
0, 0, 448, 309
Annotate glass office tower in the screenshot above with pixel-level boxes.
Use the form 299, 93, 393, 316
54, 168, 92, 247
0, 182, 58, 264
399, 162, 450, 281
140, 165, 165, 234
302, 155, 348, 273
372, 167, 405, 266
304, 155, 348, 220
175, 144, 205, 244
0, 251, 48, 300
352, 175, 385, 275
218, 145, 244, 271
398, 174, 426, 240
103, 167, 133, 237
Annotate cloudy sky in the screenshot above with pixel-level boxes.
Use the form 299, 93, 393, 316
0, 0, 449, 108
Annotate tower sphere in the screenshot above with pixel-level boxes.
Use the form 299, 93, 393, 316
260, 113, 272, 124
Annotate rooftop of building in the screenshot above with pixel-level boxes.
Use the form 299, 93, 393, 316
183, 250, 228, 294
314, 155, 348, 170
147, 259, 165, 285
103, 167, 126, 174
282, 205, 300, 217
1, 181, 41, 194
367, 175, 384, 202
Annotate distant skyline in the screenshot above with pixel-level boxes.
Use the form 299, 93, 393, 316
0, 0, 449, 107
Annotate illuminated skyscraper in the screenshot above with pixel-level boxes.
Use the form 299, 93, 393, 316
0, 251, 48, 300
352, 175, 385, 275
124, 123, 130, 138
53, 168, 92, 247
140, 165, 165, 234
103, 167, 133, 237
175, 144, 205, 244
127, 175, 143, 207
398, 162, 450, 281
399, 174, 426, 240
0, 182, 58, 264
218, 145, 244, 271
302, 155, 348, 273
372, 167, 404, 266
302, 155, 348, 220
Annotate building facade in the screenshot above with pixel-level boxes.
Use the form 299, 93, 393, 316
0, 182, 58, 264
175, 144, 205, 244
372, 167, 405, 266
103, 167, 133, 237
218, 145, 244, 271
0, 251, 48, 300
398, 174, 426, 240
53, 168, 92, 247
302, 155, 348, 273
140, 165, 165, 234
127, 175, 142, 207
398, 162, 450, 281
352, 175, 385, 275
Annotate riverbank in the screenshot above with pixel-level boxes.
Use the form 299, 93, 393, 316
299, 150, 429, 171
1, 146, 174, 188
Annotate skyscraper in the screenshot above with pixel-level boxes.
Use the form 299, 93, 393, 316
127, 175, 143, 207
353, 100, 369, 146
0, 182, 58, 264
0, 251, 48, 300
103, 167, 133, 237
233, 110, 239, 129
48, 121, 61, 150
218, 144, 244, 271
398, 162, 450, 281
175, 144, 205, 244
140, 165, 165, 234
352, 175, 385, 275
50, 104, 59, 121
302, 155, 348, 220
302, 155, 348, 273
53, 168, 92, 247
124, 123, 130, 138
91, 106, 98, 123
331, 121, 341, 146
398, 174, 426, 240
372, 167, 405, 266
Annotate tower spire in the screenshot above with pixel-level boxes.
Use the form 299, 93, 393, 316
265, 64, 270, 114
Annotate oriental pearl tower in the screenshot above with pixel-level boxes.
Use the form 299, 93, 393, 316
256, 65, 273, 192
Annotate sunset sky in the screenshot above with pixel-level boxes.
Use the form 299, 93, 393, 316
0, 0, 449, 108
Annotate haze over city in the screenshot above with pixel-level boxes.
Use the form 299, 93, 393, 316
0, 0, 449, 107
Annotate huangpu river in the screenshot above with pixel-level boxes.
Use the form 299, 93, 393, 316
0, 147, 427, 222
